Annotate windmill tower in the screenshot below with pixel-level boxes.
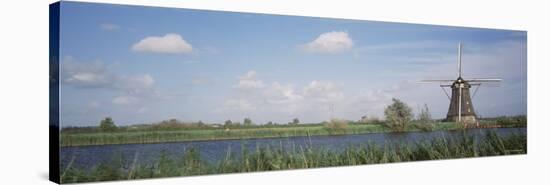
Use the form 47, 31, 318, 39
420, 43, 501, 124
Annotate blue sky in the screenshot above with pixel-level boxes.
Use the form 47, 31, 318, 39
58, 1, 527, 126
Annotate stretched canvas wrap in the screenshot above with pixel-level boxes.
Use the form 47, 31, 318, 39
49, 1, 527, 184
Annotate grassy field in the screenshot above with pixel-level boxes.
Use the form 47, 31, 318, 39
60, 120, 523, 147
60, 130, 527, 183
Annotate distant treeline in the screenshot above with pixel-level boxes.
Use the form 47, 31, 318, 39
61, 118, 322, 134
60, 115, 526, 134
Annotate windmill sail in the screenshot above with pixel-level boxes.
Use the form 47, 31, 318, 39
464, 78, 502, 82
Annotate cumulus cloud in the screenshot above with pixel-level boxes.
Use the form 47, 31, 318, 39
302, 31, 353, 54
60, 56, 159, 108
99, 23, 120, 31
61, 56, 113, 88
224, 70, 352, 121
303, 81, 344, 103
352, 90, 393, 114
61, 58, 155, 91
263, 82, 303, 104
132, 33, 193, 54
234, 70, 265, 90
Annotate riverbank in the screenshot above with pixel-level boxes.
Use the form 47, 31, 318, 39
60, 121, 520, 147
60, 130, 527, 183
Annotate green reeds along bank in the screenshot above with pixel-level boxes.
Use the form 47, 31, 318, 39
60, 121, 517, 147
60, 124, 390, 147
60, 130, 526, 183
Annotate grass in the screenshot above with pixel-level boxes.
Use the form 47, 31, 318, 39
59, 130, 527, 183
60, 124, 388, 146
60, 120, 520, 147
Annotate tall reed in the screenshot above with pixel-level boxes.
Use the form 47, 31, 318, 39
60, 130, 526, 183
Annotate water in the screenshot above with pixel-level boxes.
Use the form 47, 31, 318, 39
60, 128, 525, 169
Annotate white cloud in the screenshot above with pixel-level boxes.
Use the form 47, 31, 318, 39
224, 72, 350, 121
61, 57, 112, 88
61, 58, 155, 91
61, 56, 163, 110
132, 33, 193, 54
234, 70, 265, 90
303, 81, 344, 103
263, 82, 302, 104
302, 31, 353, 54
352, 90, 393, 116
65, 72, 109, 86
99, 23, 120, 31
220, 71, 418, 123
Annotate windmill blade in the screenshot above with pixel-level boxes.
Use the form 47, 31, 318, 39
464, 78, 502, 82
458, 42, 462, 78
474, 82, 501, 87
481, 83, 502, 87
418, 80, 455, 83
468, 82, 501, 88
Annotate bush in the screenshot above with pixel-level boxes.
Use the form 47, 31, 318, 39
324, 119, 348, 133
384, 98, 412, 132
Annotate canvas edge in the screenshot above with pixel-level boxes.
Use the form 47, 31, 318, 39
49, 1, 61, 184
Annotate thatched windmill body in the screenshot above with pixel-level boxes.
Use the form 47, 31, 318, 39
421, 43, 501, 124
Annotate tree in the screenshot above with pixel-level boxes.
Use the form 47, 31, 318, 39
384, 98, 412, 132
417, 104, 434, 131
99, 117, 117, 131
243, 118, 253, 126
360, 115, 368, 123
292, 118, 300, 125
224, 120, 233, 128
197, 120, 205, 127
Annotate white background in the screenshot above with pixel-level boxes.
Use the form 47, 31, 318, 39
0, 0, 548, 184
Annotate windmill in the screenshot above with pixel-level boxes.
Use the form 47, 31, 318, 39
420, 43, 501, 125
